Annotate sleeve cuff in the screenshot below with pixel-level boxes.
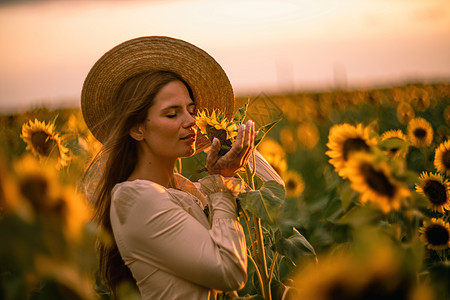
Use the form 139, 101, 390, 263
198, 174, 245, 198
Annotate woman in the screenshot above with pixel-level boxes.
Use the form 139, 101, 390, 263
81, 36, 254, 299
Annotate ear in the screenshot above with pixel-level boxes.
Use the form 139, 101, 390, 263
129, 123, 145, 141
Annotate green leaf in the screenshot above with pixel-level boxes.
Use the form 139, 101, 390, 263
379, 138, 410, 156
254, 118, 281, 148
232, 100, 249, 125
322, 197, 343, 222
180, 151, 208, 181
340, 181, 357, 212
239, 180, 285, 224
275, 228, 317, 261
338, 204, 383, 226
217, 112, 225, 122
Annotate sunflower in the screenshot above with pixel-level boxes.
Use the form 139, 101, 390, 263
444, 105, 450, 127
409, 86, 430, 112
396, 101, 415, 125
419, 218, 450, 251
391, 87, 407, 103
13, 155, 61, 217
415, 172, 450, 213
279, 127, 297, 153
326, 123, 377, 178
434, 140, 450, 176
0, 156, 33, 221
277, 97, 301, 124
297, 122, 320, 149
59, 185, 92, 241
380, 129, 409, 158
20, 119, 70, 169
292, 246, 430, 300
342, 152, 410, 213
283, 170, 305, 198
257, 138, 287, 176
366, 89, 386, 105
435, 126, 450, 145
195, 109, 237, 146
257, 138, 285, 159
381, 129, 407, 142
407, 117, 434, 148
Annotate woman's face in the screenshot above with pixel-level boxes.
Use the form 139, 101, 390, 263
139, 80, 197, 160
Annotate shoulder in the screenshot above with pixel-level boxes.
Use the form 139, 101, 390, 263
112, 179, 168, 201
111, 180, 170, 224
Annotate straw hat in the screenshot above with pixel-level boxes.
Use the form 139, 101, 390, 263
81, 36, 235, 152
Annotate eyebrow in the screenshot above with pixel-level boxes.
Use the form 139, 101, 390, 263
161, 102, 196, 111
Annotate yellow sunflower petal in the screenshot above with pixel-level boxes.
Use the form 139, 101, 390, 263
326, 123, 377, 178
20, 119, 71, 169
415, 172, 450, 213
342, 152, 410, 213
434, 140, 450, 176
380, 129, 409, 158
282, 170, 305, 198
396, 101, 415, 125
407, 117, 434, 148
419, 218, 450, 251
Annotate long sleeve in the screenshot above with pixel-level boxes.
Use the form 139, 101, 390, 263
110, 177, 247, 295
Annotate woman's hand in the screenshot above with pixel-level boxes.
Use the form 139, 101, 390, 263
206, 120, 256, 178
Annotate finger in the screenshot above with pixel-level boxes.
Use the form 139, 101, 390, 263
206, 138, 221, 166
240, 121, 252, 155
227, 123, 246, 158
241, 121, 255, 162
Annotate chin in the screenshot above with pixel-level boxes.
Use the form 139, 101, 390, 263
180, 147, 196, 158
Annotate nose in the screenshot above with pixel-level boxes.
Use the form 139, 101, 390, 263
183, 111, 196, 128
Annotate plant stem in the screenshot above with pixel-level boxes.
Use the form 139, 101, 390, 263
245, 158, 271, 299
242, 210, 256, 260
247, 250, 264, 294
254, 215, 271, 299
268, 251, 279, 286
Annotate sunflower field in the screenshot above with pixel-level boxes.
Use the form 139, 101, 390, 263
1, 83, 449, 299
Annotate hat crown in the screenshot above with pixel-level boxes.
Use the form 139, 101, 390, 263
81, 36, 234, 152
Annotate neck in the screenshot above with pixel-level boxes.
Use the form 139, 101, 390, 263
128, 152, 177, 188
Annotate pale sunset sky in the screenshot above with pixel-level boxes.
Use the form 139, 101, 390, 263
0, 0, 449, 112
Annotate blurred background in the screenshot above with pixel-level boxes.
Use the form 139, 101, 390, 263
1, 0, 449, 112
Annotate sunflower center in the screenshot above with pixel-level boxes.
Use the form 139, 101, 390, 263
443, 150, 450, 169
287, 179, 296, 190
413, 128, 426, 139
19, 175, 48, 210
206, 125, 231, 147
360, 163, 395, 198
423, 180, 447, 205
31, 131, 56, 156
343, 138, 370, 161
425, 224, 450, 246
326, 276, 409, 300
389, 148, 399, 155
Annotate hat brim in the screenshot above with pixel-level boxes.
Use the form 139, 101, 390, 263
81, 36, 234, 153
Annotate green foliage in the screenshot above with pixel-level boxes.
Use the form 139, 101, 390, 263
238, 180, 285, 224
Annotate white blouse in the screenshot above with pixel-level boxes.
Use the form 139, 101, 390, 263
110, 173, 248, 300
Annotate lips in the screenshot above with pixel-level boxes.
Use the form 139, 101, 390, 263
180, 133, 196, 140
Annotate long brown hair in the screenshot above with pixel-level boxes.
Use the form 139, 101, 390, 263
84, 70, 193, 298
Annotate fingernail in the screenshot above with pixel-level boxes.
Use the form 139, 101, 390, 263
241, 124, 246, 130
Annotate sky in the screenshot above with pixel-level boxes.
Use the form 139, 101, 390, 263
0, 0, 449, 112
